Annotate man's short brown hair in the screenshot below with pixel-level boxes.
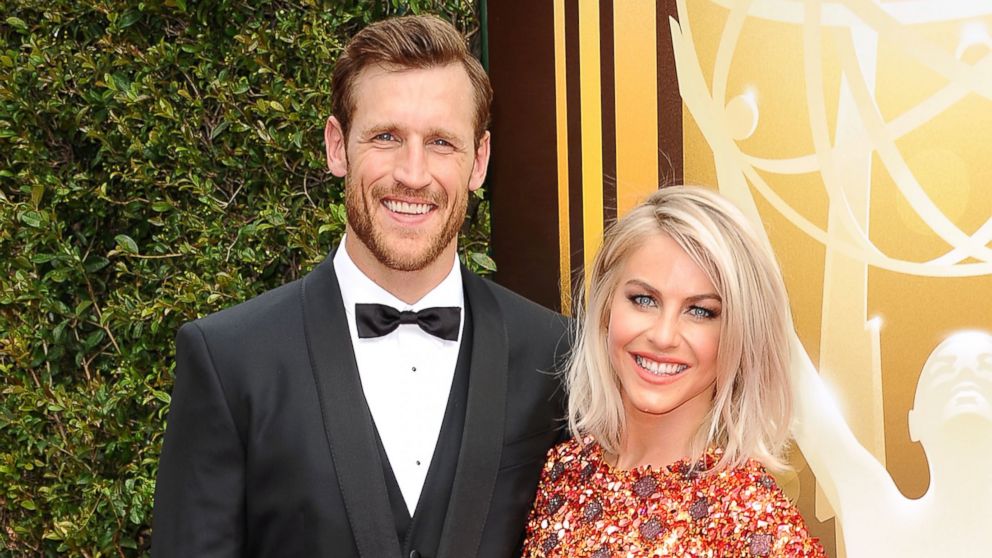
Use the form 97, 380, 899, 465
330, 14, 492, 145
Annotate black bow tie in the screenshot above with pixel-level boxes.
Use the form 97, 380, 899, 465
355, 303, 461, 341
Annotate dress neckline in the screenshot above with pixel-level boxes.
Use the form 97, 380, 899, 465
580, 437, 721, 479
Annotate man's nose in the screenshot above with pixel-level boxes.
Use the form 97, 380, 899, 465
393, 142, 431, 189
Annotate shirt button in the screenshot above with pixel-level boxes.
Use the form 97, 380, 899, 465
416, 460, 421, 466
411, 366, 417, 372
409, 551, 422, 558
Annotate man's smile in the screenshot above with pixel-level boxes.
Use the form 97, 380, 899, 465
382, 199, 436, 215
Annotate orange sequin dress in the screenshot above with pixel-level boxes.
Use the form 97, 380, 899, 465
521, 438, 825, 558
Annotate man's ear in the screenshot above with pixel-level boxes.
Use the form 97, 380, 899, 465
324, 116, 348, 177
468, 130, 491, 192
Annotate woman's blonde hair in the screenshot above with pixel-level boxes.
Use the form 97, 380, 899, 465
566, 186, 793, 472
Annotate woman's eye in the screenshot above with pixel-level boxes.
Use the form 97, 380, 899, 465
629, 294, 656, 308
688, 306, 716, 319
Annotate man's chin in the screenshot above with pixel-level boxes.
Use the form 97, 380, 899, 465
373, 237, 451, 272
348, 210, 462, 272
382, 254, 434, 272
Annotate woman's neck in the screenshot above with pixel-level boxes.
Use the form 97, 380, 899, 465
612, 400, 709, 470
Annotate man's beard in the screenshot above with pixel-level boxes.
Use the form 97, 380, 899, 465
345, 178, 468, 272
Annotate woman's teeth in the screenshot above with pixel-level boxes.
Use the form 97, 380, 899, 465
635, 355, 688, 376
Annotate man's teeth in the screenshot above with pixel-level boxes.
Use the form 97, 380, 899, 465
384, 200, 432, 215
635, 355, 687, 376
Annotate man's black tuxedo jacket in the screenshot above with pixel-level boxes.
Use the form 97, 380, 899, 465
152, 253, 570, 557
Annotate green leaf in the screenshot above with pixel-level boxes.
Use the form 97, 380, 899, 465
20, 500, 36, 511
114, 234, 139, 254
53, 321, 67, 342
44, 530, 64, 541
75, 300, 93, 316
31, 183, 44, 206
470, 252, 497, 272
209, 121, 230, 141
84, 256, 110, 272
151, 201, 173, 212
5, 16, 27, 31
46, 268, 69, 283
118, 10, 141, 29
84, 329, 106, 349
269, 101, 285, 112
18, 210, 43, 228
111, 73, 130, 92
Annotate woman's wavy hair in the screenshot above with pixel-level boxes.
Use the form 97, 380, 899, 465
566, 185, 794, 472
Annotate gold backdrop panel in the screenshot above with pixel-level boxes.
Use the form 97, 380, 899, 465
675, 1, 992, 556
579, 0, 605, 276
614, 2, 660, 217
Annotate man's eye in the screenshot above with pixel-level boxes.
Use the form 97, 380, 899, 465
629, 294, 656, 308
373, 132, 396, 142
429, 138, 455, 150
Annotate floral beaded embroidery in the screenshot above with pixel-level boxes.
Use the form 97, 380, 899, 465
522, 438, 826, 558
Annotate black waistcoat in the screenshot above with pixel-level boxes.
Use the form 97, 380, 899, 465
374, 303, 474, 558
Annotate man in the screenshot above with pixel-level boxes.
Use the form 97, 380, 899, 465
152, 15, 570, 558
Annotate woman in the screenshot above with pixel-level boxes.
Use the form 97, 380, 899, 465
522, 186, 824, 557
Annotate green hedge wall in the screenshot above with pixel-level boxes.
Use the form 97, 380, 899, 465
0, 1, 487, 554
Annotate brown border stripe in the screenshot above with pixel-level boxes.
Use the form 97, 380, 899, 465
599, 0, 617, 228
657, 0, 683, 185
487, 0, 561, 309
565, 0, 584, 302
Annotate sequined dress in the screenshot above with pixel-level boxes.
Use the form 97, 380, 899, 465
521, 439, 825, 557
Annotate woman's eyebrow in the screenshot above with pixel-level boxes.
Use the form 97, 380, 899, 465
623, 279, 721, 303
624, 279, 658, 294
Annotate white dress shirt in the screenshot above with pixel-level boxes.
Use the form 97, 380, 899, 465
333, 240, 464, 514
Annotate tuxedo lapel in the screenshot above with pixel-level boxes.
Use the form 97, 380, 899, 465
301, 256, 402, 558
437, 269, 508, 558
